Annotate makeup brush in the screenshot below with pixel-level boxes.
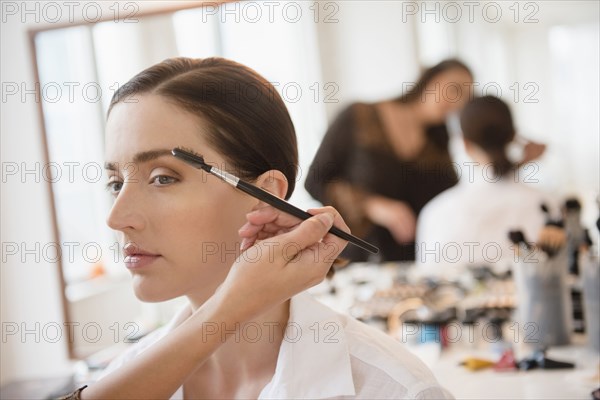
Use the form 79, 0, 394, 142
171, 147, 379, 254
538, 203, 566, 257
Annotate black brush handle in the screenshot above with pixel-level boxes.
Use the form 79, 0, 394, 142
172, 147, 379, 254
236, 180, 379, 254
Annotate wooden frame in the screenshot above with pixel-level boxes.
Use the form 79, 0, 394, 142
27, 0, 233, 360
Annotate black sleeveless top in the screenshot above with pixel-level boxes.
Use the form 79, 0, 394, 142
305, 103, 458, 262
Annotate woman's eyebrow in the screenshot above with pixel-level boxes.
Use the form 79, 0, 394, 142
104, 148, 173, 170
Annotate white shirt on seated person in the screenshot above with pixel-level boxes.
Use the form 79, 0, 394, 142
415, 145, 554, 280
98, 291, 453, 399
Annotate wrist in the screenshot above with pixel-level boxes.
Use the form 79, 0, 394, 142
194, 291, 242, 329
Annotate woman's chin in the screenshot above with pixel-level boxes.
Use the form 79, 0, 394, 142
131, 276, 178, 302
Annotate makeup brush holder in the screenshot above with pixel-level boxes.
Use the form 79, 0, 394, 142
581, 250, 600, 352
513, 247, 572, 347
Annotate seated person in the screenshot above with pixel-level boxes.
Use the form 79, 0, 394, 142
416, 96, 556, 279
69, 57, 453, 400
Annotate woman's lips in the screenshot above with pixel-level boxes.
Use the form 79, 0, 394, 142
124, 254, 161, 269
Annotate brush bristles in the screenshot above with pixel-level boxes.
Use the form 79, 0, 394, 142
172, 148, 211, 173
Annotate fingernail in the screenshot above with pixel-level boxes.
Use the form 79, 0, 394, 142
316, 213, 334, 226
240, 239, 247, 250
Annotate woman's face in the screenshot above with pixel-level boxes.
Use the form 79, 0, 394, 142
420, 68, 473, 123
104, 94, 256, 303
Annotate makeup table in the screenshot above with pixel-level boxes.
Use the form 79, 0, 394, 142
309, 262, 600, 400
429, 336, 599, 400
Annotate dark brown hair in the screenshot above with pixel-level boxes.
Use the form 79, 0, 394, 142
460, 95, 515, 177
108, 57, 298, 199
396, 58, 473, 104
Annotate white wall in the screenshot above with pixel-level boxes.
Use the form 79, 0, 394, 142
316, 1, 420, 118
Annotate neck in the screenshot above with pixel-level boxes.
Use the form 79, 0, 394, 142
469, 151, 492, 166
465, 142, 492, 165
387, 100, 425, 126
413, 99, 446, 126
213, 300, 290, 373
187, 290, 290, 378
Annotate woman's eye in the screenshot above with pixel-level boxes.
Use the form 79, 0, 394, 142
150, 175, 178, 186
105, 181, 123, 195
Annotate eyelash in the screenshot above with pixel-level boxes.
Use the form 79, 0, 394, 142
105, 175, 179, 195
150, 175, 178, 186
105, 180, 122, 195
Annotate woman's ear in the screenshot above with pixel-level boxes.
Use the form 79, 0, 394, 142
255, 170, 289, 201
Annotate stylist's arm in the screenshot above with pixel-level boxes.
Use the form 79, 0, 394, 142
77, 207, 347, 400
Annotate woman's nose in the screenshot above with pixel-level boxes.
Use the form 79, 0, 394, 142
106, 183, 146, 232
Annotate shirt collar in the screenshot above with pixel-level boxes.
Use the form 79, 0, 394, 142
259, 291, 356, 399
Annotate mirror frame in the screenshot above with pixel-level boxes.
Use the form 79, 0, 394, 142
27, 0, 233, 360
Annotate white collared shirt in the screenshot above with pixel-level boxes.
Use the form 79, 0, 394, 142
99, 292, 452, 399
415, 166, 554, 278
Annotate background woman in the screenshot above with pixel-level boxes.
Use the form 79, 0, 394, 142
305, 59, 474, 262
